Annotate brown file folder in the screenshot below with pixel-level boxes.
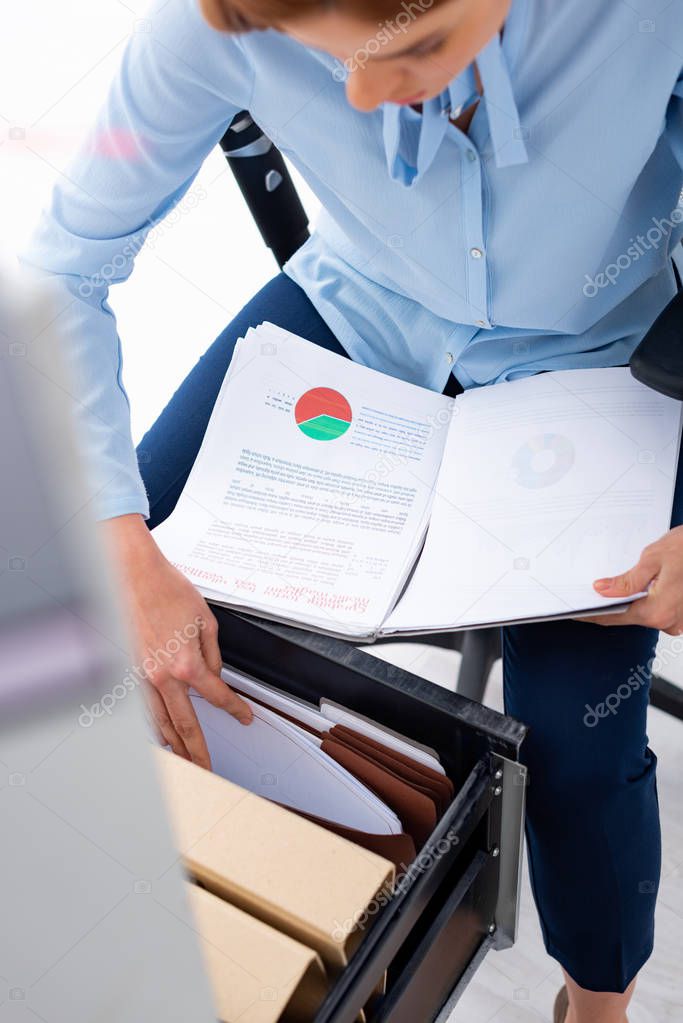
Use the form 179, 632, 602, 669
320, 737, 438, 849
329, 724, 454, 813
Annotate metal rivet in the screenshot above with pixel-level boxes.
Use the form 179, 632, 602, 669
265, 169, 283, 192
230, 113, 253, 134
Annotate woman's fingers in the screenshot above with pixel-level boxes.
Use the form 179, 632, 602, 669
195, 613, 253, 724
161, 676, 212, 768
108, 525, 255, 760
142, 613, 252, 772
588, 529, 683, 633
191, 660, 254, 724
579, 545, 663, 627
144, 682, 190, 759
593, 550, 659, 598
196, 611, 222, 676
164, 621, 253, 724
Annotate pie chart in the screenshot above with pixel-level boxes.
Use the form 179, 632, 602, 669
294, 387, 352, 440
512, 433, 575, 488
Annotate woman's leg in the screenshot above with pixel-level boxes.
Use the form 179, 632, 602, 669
506, 334, 683, 1020
137, 272, 349, 527
561, 970, 636, 1023
503, 610, 659, 1017
502, 447, 683, 1021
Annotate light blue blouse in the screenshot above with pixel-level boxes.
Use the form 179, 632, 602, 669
21, 0, 683, 520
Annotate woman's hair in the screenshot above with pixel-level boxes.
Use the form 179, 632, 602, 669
200, 0, 436, 32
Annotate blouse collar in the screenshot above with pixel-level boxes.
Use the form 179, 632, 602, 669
304, 16, 528, 189
382, 31, 528, 187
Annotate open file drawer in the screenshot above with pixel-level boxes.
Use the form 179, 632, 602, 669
212, 607, 528, 1023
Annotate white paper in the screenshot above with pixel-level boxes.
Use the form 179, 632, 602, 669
154, 323, 453, 636
383, 368, 682, 632
220, 665, 332, 733
191, 693, 402, 834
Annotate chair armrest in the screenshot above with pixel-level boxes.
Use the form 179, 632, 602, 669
630, 288, 683, 399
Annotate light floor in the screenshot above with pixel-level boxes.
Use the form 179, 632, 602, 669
360, 641, 683, 1023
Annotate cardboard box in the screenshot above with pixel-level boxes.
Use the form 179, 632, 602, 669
155, 749, 394, 971
187, 883, 329, 1022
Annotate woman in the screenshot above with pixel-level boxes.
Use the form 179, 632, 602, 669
23, 0, 683, 1020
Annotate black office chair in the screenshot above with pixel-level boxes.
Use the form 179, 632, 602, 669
219, 112, 683, 720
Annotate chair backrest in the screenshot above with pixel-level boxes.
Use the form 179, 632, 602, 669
630, 248, 683, 399
220, 111, 309, 268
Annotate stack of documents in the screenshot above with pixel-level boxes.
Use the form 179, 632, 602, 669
187, 665, 454, 869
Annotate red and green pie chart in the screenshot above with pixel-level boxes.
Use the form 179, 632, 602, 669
294, 387, 352, 441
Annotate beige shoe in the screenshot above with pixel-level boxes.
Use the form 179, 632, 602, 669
553, 986, 569, 1023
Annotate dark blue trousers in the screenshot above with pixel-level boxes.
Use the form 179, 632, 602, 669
139, 272, 678, 992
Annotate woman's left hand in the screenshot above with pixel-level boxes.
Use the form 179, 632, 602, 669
576, 524, 683, 633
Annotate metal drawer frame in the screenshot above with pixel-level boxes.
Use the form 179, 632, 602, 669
213, 607, 528, 1023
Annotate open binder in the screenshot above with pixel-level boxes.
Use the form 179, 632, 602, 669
154, 323, 683, 639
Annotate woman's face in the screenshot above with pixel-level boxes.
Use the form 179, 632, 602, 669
283, 0, 511, 111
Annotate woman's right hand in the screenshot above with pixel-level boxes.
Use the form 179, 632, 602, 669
101, 513, 253, 768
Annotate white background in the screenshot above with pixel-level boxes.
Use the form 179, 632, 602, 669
1, 0, 321, 442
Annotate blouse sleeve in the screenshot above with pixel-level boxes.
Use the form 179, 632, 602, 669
19, 0, 254, 520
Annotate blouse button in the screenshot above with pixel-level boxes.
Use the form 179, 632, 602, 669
445, 352, 454, 364
470, 247, 484, 259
